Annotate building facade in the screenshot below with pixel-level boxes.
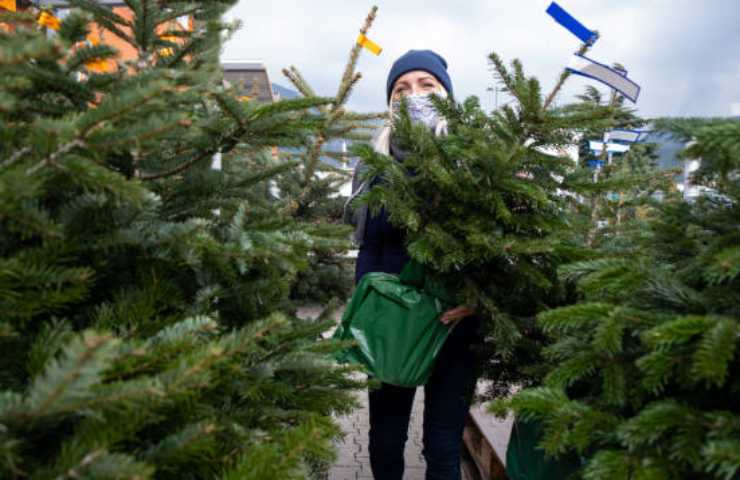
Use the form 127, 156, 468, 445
221, 61, 276, 103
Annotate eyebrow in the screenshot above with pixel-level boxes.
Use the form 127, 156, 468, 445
394, 76, 437, 88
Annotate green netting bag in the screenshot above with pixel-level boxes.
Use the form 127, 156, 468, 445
332, 261, 458, 387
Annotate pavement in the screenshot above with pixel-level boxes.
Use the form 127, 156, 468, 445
327, 380, 431, 480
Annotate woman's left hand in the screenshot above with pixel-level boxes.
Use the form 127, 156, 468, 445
440, 305, 475, 325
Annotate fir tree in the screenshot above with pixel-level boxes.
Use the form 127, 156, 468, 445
278, 7, 385, 305
563, 85, 677, 251
494, 118, 740, 479
0, 2, 364, 478
349, 52, 618, 397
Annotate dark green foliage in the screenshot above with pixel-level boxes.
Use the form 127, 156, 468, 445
350, 52, 620, 397
562, 85, 676, 251
495, 119, 740, 479
0, 3, 364, 478
278, 162, 356, 304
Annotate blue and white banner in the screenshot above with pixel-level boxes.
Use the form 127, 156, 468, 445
589, 141, 630, 154
604, 129, 643, 143
567, 54, 641, 103
546, 2, 599, 45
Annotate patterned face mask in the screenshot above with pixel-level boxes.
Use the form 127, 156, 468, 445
390, 90, 447, 130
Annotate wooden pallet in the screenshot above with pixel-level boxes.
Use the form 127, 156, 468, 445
462, 404, 512, 480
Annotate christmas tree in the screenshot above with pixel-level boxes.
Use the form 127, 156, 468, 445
0, 2, 364, 478
494, 118, 740, 479
349, 51, 620, 397
563, 85, 677, 250
278, 7, 385, 305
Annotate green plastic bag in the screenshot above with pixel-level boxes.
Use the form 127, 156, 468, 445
332, 263, 457, 387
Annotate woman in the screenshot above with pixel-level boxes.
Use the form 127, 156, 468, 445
344, 49, 483, 480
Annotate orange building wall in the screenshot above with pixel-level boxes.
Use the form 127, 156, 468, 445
96, 6, 138, 66
89, 6, 189, 72
3, 3, 187, 72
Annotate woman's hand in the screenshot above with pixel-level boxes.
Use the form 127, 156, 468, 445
439, 305, 475, 325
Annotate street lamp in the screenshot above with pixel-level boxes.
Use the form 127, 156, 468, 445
486, 85, 500, 111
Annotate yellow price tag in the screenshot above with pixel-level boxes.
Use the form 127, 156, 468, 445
38, 11, 61, 31
159, 34, 179, 57
356, 33, 382, 56
84, 29, 112, 73
86, 59, 109, 73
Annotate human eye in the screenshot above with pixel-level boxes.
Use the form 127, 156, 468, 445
393, 89, 410, 101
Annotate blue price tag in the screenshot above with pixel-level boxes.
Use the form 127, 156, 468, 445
546, 2, 598, 45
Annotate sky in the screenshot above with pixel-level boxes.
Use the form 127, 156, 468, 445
222, 1, 740, 118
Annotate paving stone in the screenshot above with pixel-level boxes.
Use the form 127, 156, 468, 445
327, 382, 429, 479
327, 466, 357, 480
333, 447, 360, 467
403, 467, 426, 480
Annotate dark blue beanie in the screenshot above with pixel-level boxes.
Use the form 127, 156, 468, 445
386, 49, 452, 104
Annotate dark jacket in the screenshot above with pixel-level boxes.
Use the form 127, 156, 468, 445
353, 142, 411, 285
342, 157, 370, 248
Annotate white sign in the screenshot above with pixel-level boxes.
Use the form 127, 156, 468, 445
589, 141, 630, 153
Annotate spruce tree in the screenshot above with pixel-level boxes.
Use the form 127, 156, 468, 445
0, 2, 364, 478
494, 118, 740, 479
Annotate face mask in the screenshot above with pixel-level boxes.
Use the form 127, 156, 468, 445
390, 90, 447, 130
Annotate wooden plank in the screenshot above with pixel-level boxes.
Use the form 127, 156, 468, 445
462, 381, 514, 480
463, 413, 509, 480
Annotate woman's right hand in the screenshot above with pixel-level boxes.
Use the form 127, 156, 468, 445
439, 305, 475, 325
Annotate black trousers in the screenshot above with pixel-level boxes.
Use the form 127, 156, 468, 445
367, 315, 482, 480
